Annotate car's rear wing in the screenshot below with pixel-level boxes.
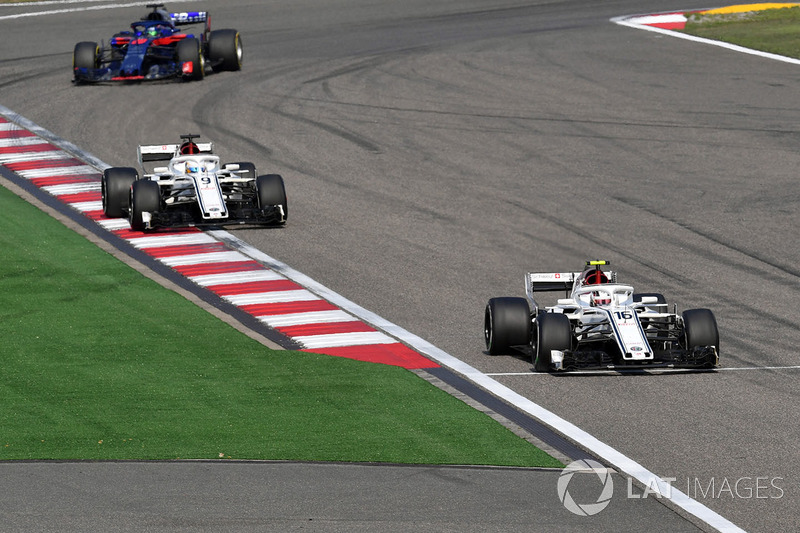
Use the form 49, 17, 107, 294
526, 272, 578, 293
525, 270, 617, 299
138, 142, 214, 164
169, 11, 208, 26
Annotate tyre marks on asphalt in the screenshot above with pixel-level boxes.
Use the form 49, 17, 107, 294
0, 114, 437, 370
0, 106, 749, 533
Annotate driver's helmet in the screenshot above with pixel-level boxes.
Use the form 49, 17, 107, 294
590, 291, 611, 307
146, 26, 160, 38
186, 161, 200, 174
180, 141, 199, 155
583, 270, 609, 285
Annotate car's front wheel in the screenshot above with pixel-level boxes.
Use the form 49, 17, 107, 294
484, 297, 531, 355
129, 180, 160, 231
682, 308, 719, 354
73, 41, 99, 75
102, 167, 138, 218
256, 174, 287, 223
176, 37, 204, 81
534, 313, 571, 372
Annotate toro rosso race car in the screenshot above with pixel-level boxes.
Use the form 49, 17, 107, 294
484, 261, 719, 372
101, 134, 287, 231
73, 4, 242, 83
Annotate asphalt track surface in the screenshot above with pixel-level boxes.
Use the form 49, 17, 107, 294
1, 1, 799, 531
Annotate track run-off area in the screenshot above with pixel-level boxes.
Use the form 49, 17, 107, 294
2, 1, 800, 532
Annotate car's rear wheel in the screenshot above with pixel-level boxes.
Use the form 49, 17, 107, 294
102, 167, 138, 218
633, 292, 666, 306
682, 308, 719, 354
73, 41, 99, 72
129, 180, 161, 231
534, 313, 571, 372
256, 174, 287, 223
484, 297, 530, 355
208, 29, 243, 71
227, 161, 256, 181
176, 37, 204, 81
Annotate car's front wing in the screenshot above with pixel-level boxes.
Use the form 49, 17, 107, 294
146, 204, 286, 229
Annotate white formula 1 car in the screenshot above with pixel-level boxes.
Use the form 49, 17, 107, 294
101, 134, 287, 230
484, 261, 719, 371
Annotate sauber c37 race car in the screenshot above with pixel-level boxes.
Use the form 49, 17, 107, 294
101, 134, 287, 231
73, 4, 242, 83
484, 261, 719, 372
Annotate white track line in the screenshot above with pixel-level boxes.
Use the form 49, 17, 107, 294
222, 289, 320, 306
158, 251, 251, 267
0, 137, 50, 148
208, 230, 744, 533
126, 233, 219, 249
0, 151, 68, 164
487, 365, 800, 376
0, 103, 745, 532
259, 310, 360, 328
41, 182, 101, 195
0, 1, 197, 22
190, 270, 286, 287
296, 331, 397, 350
611, 13, 800, 66
720, 365, 800, 371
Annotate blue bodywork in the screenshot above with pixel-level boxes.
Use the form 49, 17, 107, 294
73, 9, 207, 83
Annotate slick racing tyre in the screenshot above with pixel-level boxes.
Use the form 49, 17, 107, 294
176, 37, 204, 81
73, 41, 99, 71
208, 29, 243, 71
256, 174, 288, 223
534, 313, 571, 372
129, 180, 160, 231
682, 308, 719, 354
484, 297, 530, 355
102, 167, 138, 218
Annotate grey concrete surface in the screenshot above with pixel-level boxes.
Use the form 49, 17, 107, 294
1, 1, 797, 531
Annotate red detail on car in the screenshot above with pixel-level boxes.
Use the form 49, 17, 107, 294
152, 35, 184, 46
182, 61, 193, 74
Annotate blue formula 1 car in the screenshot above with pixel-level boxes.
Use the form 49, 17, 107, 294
73, 4, 242, 83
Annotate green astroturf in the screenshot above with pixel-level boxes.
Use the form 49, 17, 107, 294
0, 184, 561, 467
682, 7, 800, 59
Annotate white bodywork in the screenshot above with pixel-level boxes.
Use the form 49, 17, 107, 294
525, 269, 671, 368
157, 155, 229, 219
136, 142, 254, 224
